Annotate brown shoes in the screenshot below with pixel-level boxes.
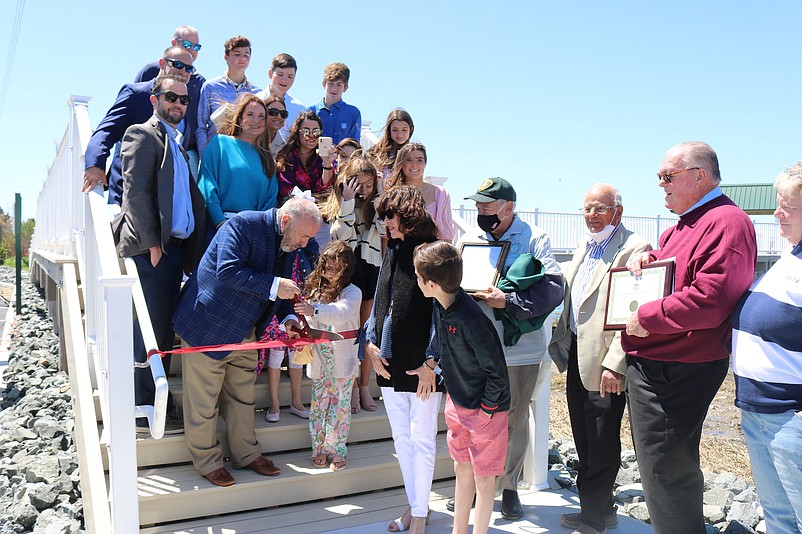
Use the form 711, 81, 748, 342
203, 467, 235, 487
246, 455, 280, 476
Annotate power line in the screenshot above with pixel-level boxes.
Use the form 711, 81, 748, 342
0, 0, 26, 127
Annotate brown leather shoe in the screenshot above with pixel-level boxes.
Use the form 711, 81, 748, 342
246, 455, 280, 476
203, 467, 235, 487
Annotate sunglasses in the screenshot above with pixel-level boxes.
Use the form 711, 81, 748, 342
154, 91, 191, 106
165, 58, 195, 74
656, 167, 700, 184
301, 127, 322, 138
267, 107, 289, 119
381, 210, 395, 220
177, 38, 202, 52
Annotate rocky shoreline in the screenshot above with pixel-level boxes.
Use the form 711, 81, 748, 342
547, 438, 765, 533
0, 266, 764, 533
0, 267, 83, 534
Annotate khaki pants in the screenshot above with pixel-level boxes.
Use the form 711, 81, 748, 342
182, 330, 261, 476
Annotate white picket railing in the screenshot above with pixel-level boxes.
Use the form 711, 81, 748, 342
29, 96, 168, 533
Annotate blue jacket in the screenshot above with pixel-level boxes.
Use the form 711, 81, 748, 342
173, 210, 294, 358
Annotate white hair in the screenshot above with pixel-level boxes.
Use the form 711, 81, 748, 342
277, 198, 322, 226
173, 26, 198, 39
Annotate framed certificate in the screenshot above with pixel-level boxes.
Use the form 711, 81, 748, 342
603, 260, 675, 330
458, 241, 511, 293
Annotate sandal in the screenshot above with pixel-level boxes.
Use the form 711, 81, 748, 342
360, 385, 377, 412
388, 508, 411, 532
330, 455, 347, 471
312, 454, 328, 467
351, 387, 361, 415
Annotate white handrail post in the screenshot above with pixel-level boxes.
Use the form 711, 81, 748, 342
523, 361, 551, 489
69, 96, 91, 258
98, 275, 140, 533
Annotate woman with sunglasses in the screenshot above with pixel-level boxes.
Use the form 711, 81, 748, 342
364, 185, 442, 533
385, 143, 455, 242
197, 93, 278, 239
276, 110, 335, 202
263, 96, 290, 155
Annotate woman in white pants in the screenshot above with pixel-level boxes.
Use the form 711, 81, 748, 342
364, 186, 443, 534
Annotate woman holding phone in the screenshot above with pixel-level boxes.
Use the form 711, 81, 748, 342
276, 110, 335, 202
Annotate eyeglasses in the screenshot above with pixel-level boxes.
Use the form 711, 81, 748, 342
301, 127, 322, 138
267, 107, 289, 119
177, 38, 202, 52
582, 204, 617, 215
165, 58, 195, 74
657, 167, 700, 184
154, 91, 191, 106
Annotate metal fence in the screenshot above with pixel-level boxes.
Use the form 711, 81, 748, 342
453, 205, 783, 254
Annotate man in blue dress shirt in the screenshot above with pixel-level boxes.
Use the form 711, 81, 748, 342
308, 62, 361, 144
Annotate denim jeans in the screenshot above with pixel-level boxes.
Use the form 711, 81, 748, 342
741, 409, 802, 534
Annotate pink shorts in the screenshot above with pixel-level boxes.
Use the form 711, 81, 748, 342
444, 394, 508, 476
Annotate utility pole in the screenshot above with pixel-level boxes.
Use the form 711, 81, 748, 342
14, 193, 21, 314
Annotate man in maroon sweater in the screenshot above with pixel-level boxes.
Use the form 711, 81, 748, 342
622, 142, 756, 534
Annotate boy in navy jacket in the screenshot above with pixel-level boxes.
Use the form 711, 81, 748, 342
414, 241, 510, 534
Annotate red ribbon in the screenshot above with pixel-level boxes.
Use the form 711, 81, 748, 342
147, 330, 359, 359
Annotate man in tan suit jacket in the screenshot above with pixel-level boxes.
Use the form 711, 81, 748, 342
549, 184, 650, 534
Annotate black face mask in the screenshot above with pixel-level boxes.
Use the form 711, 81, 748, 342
477, 213, 502, 233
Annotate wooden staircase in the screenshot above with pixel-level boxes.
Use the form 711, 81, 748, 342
98, 363, 454, 529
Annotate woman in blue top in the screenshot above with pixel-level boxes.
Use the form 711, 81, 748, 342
198, 93, 278, 236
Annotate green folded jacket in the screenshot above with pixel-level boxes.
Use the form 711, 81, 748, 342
494, 253, 550, 346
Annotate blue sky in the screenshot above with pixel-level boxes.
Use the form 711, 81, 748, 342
1, 1, 800, 220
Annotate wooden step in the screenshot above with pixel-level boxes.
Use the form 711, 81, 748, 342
140, 480, 455, 533
102, 398, 447, 469
136, 434, 455, 526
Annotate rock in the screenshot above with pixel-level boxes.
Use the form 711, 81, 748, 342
704, 487, 734, 508
625, 502, 651, 522
29, 483, 60, 511
727, 502, 761, 528
24, 457, 60, 484
704, 504, 726, 524
13, 499, 38, 528
614, 465, 640, 486
734, 487, 758, 503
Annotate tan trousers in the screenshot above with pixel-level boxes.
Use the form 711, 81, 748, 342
182, 330, 261, 476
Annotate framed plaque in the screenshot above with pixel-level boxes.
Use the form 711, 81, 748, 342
603, 260, 675, 330
458, 241, 511, 293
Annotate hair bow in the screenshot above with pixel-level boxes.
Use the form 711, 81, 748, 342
291, 187, 315, 202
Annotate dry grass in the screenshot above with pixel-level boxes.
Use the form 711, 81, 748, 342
548, 362, 753, 481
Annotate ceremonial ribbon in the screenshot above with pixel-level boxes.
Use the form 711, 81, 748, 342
147, 330, 360, 359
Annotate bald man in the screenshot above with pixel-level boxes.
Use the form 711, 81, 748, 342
549, 184, 650, 534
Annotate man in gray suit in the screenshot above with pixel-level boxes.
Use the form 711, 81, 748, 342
111, 74, 206, 434
549, 184, 650, 534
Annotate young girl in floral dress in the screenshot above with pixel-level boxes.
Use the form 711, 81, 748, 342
293, 240, 362, 470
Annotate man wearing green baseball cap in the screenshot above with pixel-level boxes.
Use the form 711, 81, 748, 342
453, 177, 564, 520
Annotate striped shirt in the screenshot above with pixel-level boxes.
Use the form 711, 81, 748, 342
732, 242, 802, 413
569, 225, 619, 334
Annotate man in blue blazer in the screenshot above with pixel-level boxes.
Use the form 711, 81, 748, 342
173, 198, 322, 487
82, 46, 198, 204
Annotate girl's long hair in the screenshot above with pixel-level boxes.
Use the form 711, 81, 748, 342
304, 240, 356, 304
384, 142, 427, 190
276, 110, 323, 172
367, 108, 414, 170
320, 150, 379, 223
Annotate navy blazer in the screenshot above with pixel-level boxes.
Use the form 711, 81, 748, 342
134, 61, 204, 152
84, 74, 202, 206
173, 210, 294, 358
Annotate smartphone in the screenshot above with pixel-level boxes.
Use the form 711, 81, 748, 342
318, 136, 333, 157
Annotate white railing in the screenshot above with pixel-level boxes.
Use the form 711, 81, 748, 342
30, 96, 169, 533
454, 205, 781, 254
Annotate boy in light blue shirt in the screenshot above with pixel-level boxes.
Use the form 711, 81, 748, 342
308, 62, 361, 144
